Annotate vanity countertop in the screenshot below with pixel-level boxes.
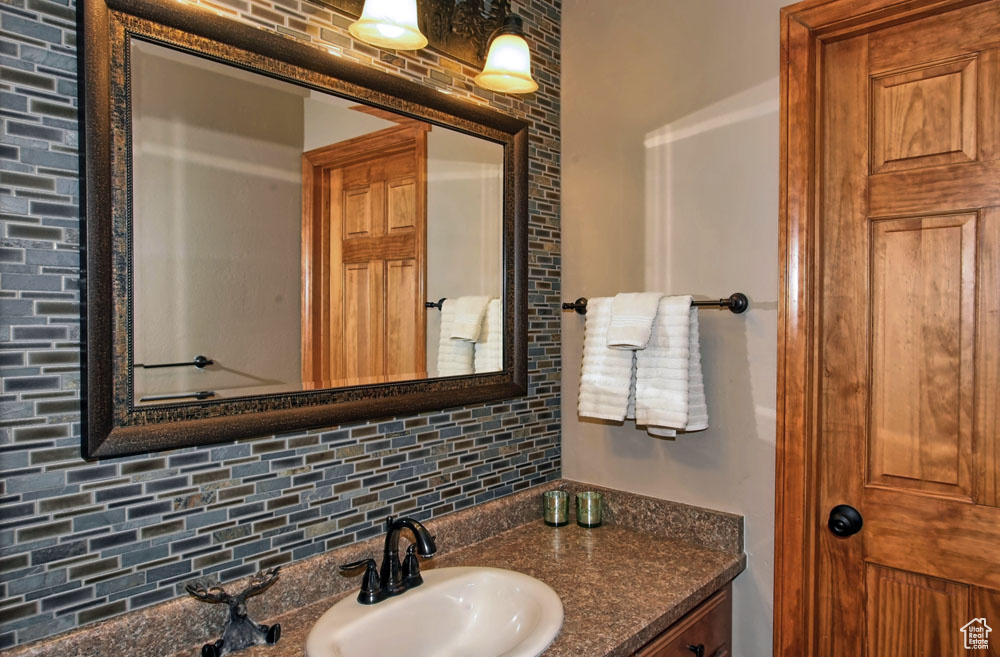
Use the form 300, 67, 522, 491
6, 479, 745, 657
187, 519, 745, 657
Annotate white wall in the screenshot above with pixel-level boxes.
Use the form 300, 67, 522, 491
131, 41, 304, 401
561, 2, 785, 655
302, 92, 395, 149
425, 130, 503, 376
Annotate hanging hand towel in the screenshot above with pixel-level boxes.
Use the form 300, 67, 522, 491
608, 292, 663, 349
684, 306, 709, 431
474, 298, 503, 373
436, 300, 474, 376
578, 297, 634, 421
450, 296, 492, 342
634, 295, 692, 432
648, 425, 678, 438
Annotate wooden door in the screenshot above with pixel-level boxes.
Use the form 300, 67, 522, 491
777, 1, 1000, 656
302, 124, 428, 388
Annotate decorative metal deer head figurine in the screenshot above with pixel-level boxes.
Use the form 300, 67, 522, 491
186, 567, 282, 657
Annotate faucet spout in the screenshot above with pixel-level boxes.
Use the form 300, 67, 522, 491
379, 516, 436, 597
386, 516, 437, 557
341, 515, 440, 603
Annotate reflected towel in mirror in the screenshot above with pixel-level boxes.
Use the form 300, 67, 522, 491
474, 298, 502, 373
450, 296, 492, 342
437, 300, 475, 376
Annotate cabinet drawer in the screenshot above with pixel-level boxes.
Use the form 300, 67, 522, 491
635, 584, 732, 657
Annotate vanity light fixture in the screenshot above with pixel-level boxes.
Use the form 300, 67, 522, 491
349, 0, 428, 50
474, 14, 538, 94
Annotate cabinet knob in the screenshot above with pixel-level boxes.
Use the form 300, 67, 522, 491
687, 645, 705, 657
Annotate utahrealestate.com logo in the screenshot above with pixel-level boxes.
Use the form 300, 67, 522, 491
961, 618, 991, 650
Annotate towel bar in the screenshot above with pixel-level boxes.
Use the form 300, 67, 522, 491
134, 355, 214, 369
139, 390, 216, 402
562, 293, 749, 315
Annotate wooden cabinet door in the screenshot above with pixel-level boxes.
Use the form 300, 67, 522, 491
635, 585, 732, 657
799, 2, 1000, 656
302, 125, 428, 388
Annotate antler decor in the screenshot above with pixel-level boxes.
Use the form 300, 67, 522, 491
186, 567, 282, 657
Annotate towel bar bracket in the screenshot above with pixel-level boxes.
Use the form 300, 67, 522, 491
693, 292, 749, 314
425, 298, 447, 311
562, 297, 588, 315
562, 292, 749, 315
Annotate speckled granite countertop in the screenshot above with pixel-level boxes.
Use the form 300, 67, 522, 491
192, 520, 745, 657
6, 479, 745, 657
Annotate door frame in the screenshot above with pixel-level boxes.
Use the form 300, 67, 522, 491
301, 124, 430, 388
774, 1, 991, 655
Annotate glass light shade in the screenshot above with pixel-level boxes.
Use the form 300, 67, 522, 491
348, 0, 428, 50
474, 33, 538, 94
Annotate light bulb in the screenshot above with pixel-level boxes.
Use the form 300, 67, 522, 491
349, 0, 428, 50
474, 16, 538, 94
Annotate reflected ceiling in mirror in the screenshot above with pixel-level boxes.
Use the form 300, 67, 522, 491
129, 40, 504, 406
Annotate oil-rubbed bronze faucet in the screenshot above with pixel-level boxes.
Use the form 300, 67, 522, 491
339, 516, 437, 604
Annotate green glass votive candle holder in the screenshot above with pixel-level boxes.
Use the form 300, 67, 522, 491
576, 491, 603, 528
543, 490, 569, 527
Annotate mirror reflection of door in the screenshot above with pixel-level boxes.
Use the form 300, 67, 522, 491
129, 40, 504, 405
301, 115, 430, 389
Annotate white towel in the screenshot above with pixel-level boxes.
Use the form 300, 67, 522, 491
436, 300, 474, 376
450, 296, 492, 342
684, 307, 708, 431
578, 297, 634, 421
608, 292, 663, 349
634, 296, 692, 432
634, 297, 709, 436
474, 299, 502, 373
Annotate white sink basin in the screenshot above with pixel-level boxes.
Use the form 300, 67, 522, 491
305, 566, 564, 657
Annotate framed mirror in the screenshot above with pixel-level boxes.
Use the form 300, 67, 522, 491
82, 0, 528, 457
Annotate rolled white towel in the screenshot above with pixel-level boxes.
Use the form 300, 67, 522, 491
450, 296, 492, 342
474, 299, 502, 373
578, 297, 634, 421
437, 300, 474, 376
608, 292, 663, 349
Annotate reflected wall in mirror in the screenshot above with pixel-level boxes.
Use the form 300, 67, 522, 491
82, 0, 529, 457
129, 41, 504, 406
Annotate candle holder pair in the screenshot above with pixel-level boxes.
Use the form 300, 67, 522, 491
543, 490, 602, 528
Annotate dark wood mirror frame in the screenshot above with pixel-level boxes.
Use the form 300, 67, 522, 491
80, 0, 529, 458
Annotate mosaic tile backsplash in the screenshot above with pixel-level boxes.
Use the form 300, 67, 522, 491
0, 0, 561, 648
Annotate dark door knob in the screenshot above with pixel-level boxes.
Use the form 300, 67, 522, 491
828, 504, 863, 537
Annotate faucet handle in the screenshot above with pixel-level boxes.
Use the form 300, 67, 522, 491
401, 544, 423, 588
339, 559, 382, 605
